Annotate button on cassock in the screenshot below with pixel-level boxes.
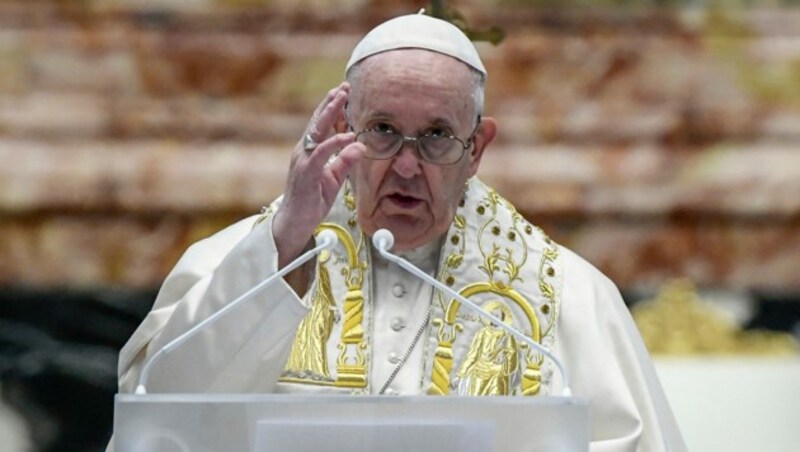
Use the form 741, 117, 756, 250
390, 317, 407, 331
391, 284, 405, 298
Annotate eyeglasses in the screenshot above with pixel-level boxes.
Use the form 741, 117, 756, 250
350, 120, 480, 165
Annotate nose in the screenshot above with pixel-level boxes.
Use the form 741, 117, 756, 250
390, 140, 423, 179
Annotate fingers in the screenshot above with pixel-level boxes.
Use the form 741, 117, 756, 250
326, 141, 365, 187
279, 84, 357, 235
306, 132, 356, 169
307, 83, 350, 140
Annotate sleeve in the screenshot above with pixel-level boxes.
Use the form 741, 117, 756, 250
554, 248, 687, 452
117, 211, 310, 394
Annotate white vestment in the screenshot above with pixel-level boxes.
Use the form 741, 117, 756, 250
116, 177, 686, 451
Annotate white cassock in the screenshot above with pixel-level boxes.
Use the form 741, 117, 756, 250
116, 177, 686, 452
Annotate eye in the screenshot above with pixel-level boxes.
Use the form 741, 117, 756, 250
369, 122, 396, 134
424, 127, 451, 138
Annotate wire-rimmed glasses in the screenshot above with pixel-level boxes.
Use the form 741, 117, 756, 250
350, 120, 480, 165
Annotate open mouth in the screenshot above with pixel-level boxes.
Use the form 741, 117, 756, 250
387, 193, 422, 209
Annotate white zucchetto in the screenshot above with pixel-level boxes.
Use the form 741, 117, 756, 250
345, 13, 487, 76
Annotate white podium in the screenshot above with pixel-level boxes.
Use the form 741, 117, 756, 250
114, 394, 588, 452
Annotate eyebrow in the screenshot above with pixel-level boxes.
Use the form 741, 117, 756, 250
361, 111, 458, 132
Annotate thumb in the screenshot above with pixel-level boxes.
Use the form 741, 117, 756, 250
326, 142, 365, 187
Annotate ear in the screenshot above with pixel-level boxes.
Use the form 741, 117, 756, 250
467, 117, 497, 176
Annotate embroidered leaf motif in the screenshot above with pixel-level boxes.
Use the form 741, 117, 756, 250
344, 194, 356, 210
539, 281, 555, 301
543, 248, 558, 261
446, 253, 464, 269
491, 258, 500, 274
454, 214, 466, 230
501, 248, 521, 284
479, 244, 501, 278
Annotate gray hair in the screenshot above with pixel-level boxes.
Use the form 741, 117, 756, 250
346, 59, 485, 121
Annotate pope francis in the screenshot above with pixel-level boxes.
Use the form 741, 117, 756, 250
115, 13, 686, 452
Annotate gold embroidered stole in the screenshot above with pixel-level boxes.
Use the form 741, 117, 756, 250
274, 178, 562, 395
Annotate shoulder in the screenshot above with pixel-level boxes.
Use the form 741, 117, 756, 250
558, 245, 619, 294
178, 216, 260, 272
554, 242, 627, 328
470, 177, 622, 307
152, 214, 262, 309
168, 196, 285, 280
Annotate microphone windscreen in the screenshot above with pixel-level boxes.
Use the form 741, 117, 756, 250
315, 229, 339, 249
372, 229, 394, 251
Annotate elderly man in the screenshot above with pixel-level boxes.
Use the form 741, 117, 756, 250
116, 13, 685, 451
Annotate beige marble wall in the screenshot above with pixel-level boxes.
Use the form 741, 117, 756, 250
1, 1, 799, 291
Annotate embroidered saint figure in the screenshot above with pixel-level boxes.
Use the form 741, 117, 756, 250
457, 301, 520, 396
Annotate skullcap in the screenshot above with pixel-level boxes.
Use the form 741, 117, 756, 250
345, 13, 486, 76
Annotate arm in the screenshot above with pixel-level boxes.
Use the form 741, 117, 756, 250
117, 213, 309, 393
555, 248, 686, 452
117, 83, 364, 394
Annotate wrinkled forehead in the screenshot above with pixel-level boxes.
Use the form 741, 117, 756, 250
347, 49, 476, 123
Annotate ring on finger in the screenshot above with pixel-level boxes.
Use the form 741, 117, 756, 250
303, 134, 319, 152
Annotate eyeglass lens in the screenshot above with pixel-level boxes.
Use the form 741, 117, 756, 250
356, 131, 463, 164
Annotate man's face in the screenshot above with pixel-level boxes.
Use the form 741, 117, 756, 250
345, 49, 496, 251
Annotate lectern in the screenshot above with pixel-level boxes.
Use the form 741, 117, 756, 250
114, 394, 588, 452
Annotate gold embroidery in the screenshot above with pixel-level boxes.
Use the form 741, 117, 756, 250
519, 225, 560, 394
477, 187, 530, 288
322, 223, 369, 388
344, 181, 358, 230
343, 189, 355, 211
336, 289, 367, 388
278, 178, 561, 396
428, 182, 553, 397
427, 282, 541, 395
427, 318, 463, 395
282, 256, 336, 381
456, 301, 519, 396
252, 203, 276, 228
520, 354, 542, 395
278, 222, 369, 388
441, 213, 467, 297
444, 254, 463, 269
453, 213, 466, 229
538, 236, 559, 338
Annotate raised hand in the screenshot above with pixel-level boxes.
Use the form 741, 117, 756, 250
272, 82, 365, 268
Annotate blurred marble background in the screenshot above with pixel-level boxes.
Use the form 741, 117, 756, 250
1, 0, 799, 451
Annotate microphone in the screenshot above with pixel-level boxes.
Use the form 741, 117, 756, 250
372, 229, 572, 397
372, 228, 394, 253
135, 229, 338, 394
